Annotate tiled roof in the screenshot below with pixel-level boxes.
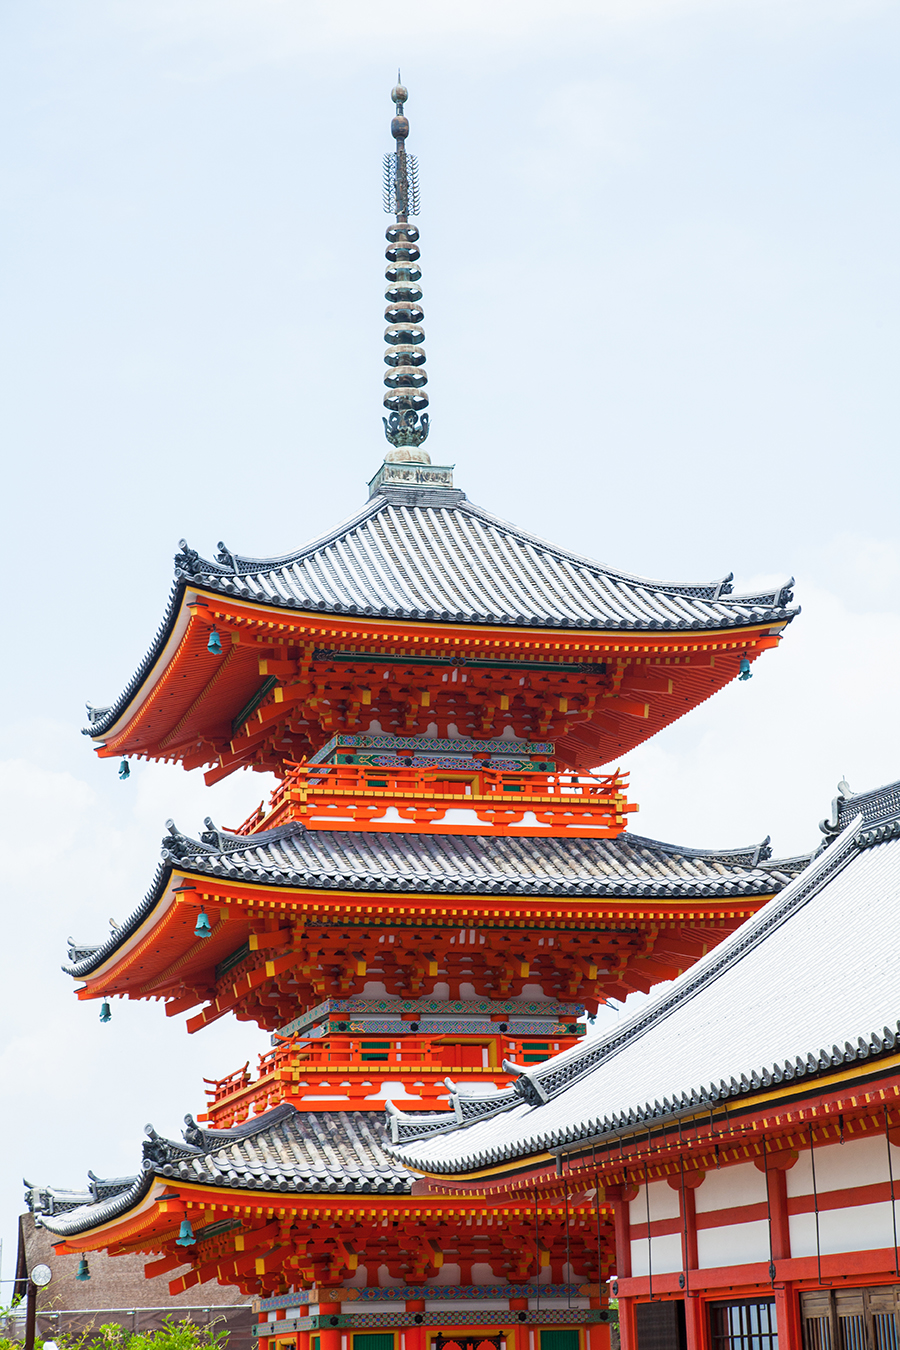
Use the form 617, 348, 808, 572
84, 483, 796, 738
63, 821, 810, 979
387, 780, 900, 1172
31, 1104, 409, 1238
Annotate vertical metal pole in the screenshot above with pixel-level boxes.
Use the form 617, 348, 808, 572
24, 1279, 36, 1350
533, 1188, 541, 1313
644, 1160, 653, 1301
563, 1181, 572, 1308
809, 1123, 824, 1287
594, 1178, 605, 1293
678, 1154, 690, 1296
885, 1107, 899, 1276
762, 1137, 775, 1286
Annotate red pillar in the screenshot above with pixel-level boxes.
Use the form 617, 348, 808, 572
618, 1298, 637, 1350
298, 1332, 311, 1350
774, 1284, 802, 1350
684, 1298, 709, 1350
406, 1300, 426, 1350
588, 1322, 611, 1350
319, 1303, 341, 1350
510, 1298, 530, 1350
769, 1168, 791, 1261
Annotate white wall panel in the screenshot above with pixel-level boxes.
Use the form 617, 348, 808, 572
789, 1200, 898, 1257
629, 1179, 680, 1226
694, 1162, 767, 1212
630, 1232, 683, 1277
786, 1136, 900, 1197
696, 1219, 770, 1268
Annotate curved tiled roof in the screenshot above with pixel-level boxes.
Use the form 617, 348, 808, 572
387, 781, 900, 1173
31, 1104, 409, 1238
84, 483, 797, 738
63, 821, 810, 979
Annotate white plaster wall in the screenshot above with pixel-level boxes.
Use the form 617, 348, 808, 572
629, 1180, 680, 1226
696, 1219, 770, 1268
630, 1232, 683, 1277
789, 1201, 898, 1257
787, 1135, 900, 1196
429, 1262, 462, 1285
694, 1162, 767, 1212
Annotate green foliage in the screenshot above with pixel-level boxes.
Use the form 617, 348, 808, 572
63, 1318, 228, 1350
0, 1317, 229, 1350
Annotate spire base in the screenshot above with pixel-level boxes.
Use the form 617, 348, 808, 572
368, 458, 455, 500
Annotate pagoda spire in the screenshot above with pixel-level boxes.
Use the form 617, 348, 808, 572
382, 78, 430, 458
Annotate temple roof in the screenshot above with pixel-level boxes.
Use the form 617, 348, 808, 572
387, 779, 900, 1172
63, 821, 810, 980
29, 1104, 409, 1238
84, 486, 796, 740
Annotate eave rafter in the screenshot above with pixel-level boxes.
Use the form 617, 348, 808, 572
52, 1180, 615, 1300
91, 590, 785, 782
74, 873, 770, 1031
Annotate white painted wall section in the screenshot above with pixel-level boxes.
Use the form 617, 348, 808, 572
630, 1233, 683, 1277
789, 1201, 897, 1258
696, 1219, 770, 1269
629, 1180, 680, 1226
694, 1162, 767, 1212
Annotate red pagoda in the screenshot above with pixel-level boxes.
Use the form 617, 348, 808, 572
29, 83, 802, 1350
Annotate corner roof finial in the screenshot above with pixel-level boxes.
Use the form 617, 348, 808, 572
382, 79, 429, 459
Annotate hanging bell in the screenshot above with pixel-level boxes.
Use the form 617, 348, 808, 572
176, 1219, 196, 1247
99, 1002, 111, 1023
738, 656, 752, 681
207, 628, 223, 656
194, 909, 212, 939
75, 1257, 91, 1281
118, 761, 130, 780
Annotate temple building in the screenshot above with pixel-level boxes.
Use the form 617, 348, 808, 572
389, 777, 900, 1350
27, 83, 806, 1350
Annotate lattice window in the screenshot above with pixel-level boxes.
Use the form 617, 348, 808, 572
802, 1287, 900, 1350
710, 1299, 777, 1350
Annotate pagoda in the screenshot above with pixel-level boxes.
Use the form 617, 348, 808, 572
30, 83, 802, 1350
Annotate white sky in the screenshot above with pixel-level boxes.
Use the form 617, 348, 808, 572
0, 0, 898, 1289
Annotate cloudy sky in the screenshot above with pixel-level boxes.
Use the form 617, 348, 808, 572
0, 0, 898, 1287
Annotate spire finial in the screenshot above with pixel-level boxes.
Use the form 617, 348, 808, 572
382, 81, 429, 458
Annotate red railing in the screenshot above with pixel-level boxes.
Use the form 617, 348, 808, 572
233, 764, 634, 837
199, 1030, 581, 1125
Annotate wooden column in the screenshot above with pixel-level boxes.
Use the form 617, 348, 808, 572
769, 1167, 791, 1261
605, 1185, 637, 1280
509, 1298, 530, 1350
684, 1297, 710, 1350
753, 1147, 797, 1265
588, 1321, 611, 1350
406, 1300, 426, 1350
618, 1298, 637, 1350
607, 1185, 638, 1350
774, 1284, 803, 1350
319, 1303, 341, 1350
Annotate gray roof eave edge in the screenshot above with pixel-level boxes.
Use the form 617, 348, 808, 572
62, 858, 175, 978
392, 819, 866, 1171
82, 576, 190, 739
36, 1169, 154, 1238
